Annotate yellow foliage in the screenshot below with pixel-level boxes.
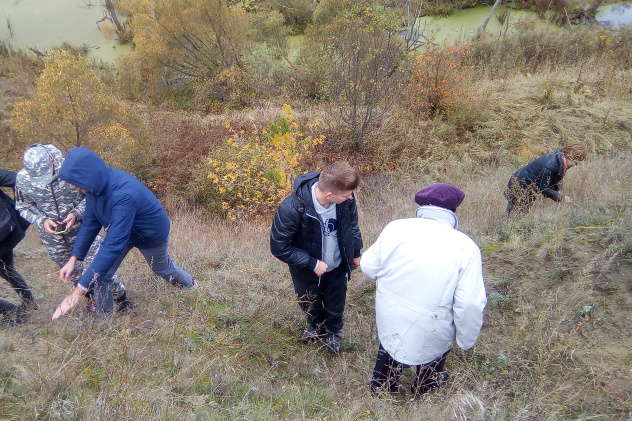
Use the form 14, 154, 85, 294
199, 105, 323, 221
11, 49, 136, 164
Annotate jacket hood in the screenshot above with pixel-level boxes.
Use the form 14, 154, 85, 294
292, 172, 319, 204
59, 147, 109, 194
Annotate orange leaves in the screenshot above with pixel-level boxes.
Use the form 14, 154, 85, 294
405, 43, 472, 117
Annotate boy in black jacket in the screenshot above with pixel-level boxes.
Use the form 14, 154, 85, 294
270, 162, 363, 354
0, 169, 35, 325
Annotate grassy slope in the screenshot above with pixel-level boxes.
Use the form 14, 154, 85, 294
1, 153, 631, 420
1, 37, 632, 421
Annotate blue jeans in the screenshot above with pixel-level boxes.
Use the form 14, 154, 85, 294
94, 238, 192, 314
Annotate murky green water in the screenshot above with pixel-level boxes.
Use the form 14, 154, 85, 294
417, 5, 559, 43
2, 1, 613, 65
596, 3, 632, 28
0, 0, 131, 63
289, 6, 556, 54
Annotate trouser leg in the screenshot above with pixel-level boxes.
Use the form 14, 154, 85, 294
94, 277, 114, 315
83, 234, 126, 299
412, 349, 451, 395
0, 251, 35, 305
320, 265, 347, 334
505, 179, 538, 215
291, 269, 325, 328
91, 245, 133, 314
0, 299, 18, 317
371, 342, 404, 391
138, 238, 193, 288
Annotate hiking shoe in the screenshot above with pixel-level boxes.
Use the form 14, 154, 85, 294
190, 279, 199, 289
115, 292, 137, 313
21, 299, 38, 311
300, 325, 324, 344
325, 332, 342, 354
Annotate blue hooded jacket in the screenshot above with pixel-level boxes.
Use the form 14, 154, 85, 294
59, 147, 170, 289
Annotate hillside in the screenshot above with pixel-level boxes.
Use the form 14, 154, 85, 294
1, 152, 631, 419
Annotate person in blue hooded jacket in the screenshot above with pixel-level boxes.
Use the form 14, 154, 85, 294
52, 147, 197, 319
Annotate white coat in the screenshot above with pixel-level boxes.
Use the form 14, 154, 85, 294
361, 206, 487, 365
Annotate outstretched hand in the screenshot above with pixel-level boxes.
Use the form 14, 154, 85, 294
52, 286, 84, 320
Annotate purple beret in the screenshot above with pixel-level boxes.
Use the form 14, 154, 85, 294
414, 183, 465, 212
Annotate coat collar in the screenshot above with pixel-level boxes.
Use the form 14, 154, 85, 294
415, 205, 458, 229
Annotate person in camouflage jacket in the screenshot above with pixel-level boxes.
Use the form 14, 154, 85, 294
15, 144, 133, 311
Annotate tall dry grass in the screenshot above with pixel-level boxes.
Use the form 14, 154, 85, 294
2, 150, 632, 419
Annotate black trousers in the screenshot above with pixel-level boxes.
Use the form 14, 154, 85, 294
505, 177, 539, 215
0, 299, 18, 317
0, 250, 35, 310
371, 342, 450, 394
291, 264, 348, 334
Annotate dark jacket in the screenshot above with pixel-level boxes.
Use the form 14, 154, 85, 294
508, 150, 565, 201
59, 147, 170, 289
270, 172, 363, 278
0, 170, 30, 255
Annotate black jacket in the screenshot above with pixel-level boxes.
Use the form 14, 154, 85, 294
270, 172, 363, 278
0, 169, 30, 255
508, 150, 565, 201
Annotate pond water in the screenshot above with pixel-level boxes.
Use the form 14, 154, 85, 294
288, 6, 556, 54
416, 4, 558, 43
1, 0, 627, 65
0, 0, 131, 63
596, 2, 632, 28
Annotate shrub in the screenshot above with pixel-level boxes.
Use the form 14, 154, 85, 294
404, 42, 472, 116
192, 105, 323, 221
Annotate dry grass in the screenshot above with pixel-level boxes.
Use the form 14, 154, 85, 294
1, 150, 632, 420
2, 25, 632, 421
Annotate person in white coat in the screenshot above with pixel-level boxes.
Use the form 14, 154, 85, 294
361, 183, 487, 396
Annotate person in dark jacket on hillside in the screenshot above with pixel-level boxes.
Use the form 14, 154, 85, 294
270, 161, 363, 354
51, 147, 197, 320
0, 169, 36, 325
505, 144, 587, 215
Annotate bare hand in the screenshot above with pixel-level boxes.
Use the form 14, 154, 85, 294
314, 260, 328, 277
43, 219, 59, 235
60, 257, 78, 283
563, 196, 573, 204
352, 256, 361, 270
63, 213, 77, 230
52, 286, 84, 320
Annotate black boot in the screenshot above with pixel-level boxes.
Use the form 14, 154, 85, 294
115, 291, 137, 312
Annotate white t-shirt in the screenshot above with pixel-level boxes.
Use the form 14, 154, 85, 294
312, 183, 341, 272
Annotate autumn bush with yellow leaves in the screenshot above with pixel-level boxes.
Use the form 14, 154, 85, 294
10, 49, 147, 169
192, 105, 323, 221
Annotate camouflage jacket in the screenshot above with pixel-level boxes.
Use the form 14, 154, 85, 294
15, 173, 85, 230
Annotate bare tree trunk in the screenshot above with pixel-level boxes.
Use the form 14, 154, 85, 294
480, 0, 503, 35
503, 0, 515, 37
104, 0, 124, 35
586, 0, 604, 15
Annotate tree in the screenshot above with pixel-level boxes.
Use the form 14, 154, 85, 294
11, 49, 137, 165
301, 0, 408, 147
118, 0, 285, 106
